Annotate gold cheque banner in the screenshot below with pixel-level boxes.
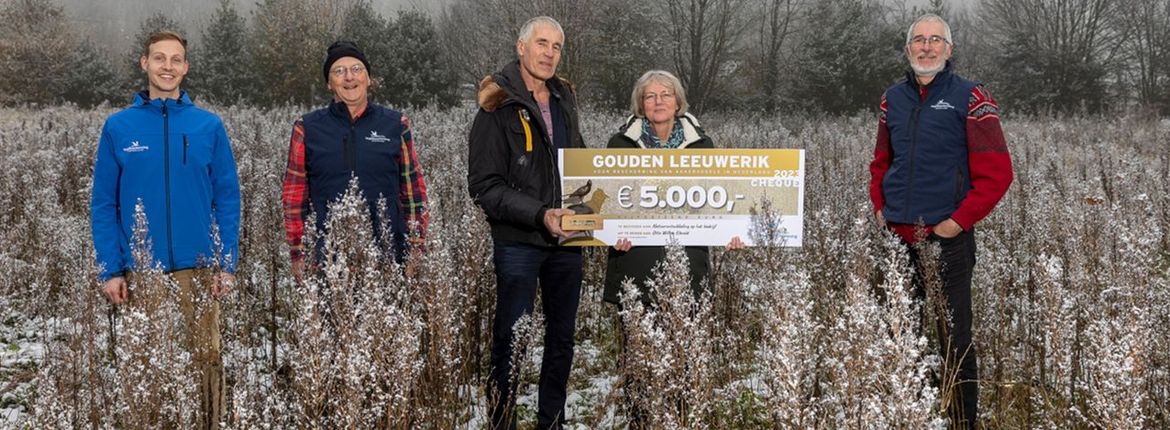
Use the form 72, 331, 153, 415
558, 148, 805, 247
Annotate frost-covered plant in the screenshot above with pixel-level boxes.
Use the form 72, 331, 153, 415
7, 107, 1170, 428
490, 311, 544, 427
401, 194, 478, 425
30, 263, 116, 428
755, 264, 820, 427
285, 179, 423, 428
617, 243, 718, 428
108, 202, 203, 427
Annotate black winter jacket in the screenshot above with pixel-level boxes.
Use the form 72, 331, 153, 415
602, 114, 714, 305
467, 61, 585, 247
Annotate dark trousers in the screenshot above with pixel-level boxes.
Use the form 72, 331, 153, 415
488, 240, 583, 430
909, 229, 979, 429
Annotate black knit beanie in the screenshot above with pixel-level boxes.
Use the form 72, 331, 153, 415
323, 41, 370, 81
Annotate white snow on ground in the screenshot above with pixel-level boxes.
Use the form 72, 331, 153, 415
455, 339, 624, 428
1, 408, 26, 430
1, 297, 44, 429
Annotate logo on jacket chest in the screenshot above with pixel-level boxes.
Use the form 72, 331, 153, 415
122, 140, 150, 153
930, 99, 956, 111
365, 130, 393, 143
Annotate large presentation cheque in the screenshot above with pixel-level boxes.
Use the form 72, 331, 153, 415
558, 148, 804, 247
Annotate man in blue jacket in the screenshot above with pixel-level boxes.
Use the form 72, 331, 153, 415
90, 30, 240, 429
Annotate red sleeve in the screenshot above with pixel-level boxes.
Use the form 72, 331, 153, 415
398, 115, 430, 240
951, 85, 1013, 230
282, 120, 310, 262
868, 92, 891, 212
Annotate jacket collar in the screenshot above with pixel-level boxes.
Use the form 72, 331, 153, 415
497, 60, 563, 106
477, 60, 572, 112
133, 90, 193, 108
327, 99, 372, 123
621, 112, 703, 148
904, 60, 954, 91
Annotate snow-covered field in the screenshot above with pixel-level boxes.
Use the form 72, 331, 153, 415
1, 105, 1168, 428
1, 297, 42, 428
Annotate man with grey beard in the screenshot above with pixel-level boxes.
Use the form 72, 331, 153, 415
868, 14, 1014, 429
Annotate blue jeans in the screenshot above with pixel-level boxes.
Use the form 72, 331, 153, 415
488, 240, 583, 430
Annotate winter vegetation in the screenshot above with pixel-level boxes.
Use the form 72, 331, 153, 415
0, 103, 1168, 428
2, 0, 1170, 428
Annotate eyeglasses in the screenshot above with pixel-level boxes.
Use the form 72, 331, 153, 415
330, 64, 366, 77
643, 92, 675, 103
909, 35, 948, 46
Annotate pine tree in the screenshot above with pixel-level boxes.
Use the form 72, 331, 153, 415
437, 0, 517, 85
927, 0, 948, 16
0, 0, 75, 106
250, 0, 336, 106
982, 0, 1118, 114
62, 40, 122, 108
745, 0, 802, 113
789, 0, 903, 114
197, 0, 253, 106
383, 9, 458, 108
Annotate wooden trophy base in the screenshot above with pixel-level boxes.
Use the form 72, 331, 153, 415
562, 214, 603, 231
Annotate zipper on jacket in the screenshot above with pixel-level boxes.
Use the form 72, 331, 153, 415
182, 134, 188, 165
518, 110, 533, 152
345, 119, 358, 172
529, 104, 562, 206
903, 103, 922, 220
163, 103, 175, 270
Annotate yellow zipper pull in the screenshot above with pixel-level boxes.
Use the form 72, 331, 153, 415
518, 109, 532, 153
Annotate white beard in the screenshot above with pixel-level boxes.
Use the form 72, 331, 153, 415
910, 60, 945, 77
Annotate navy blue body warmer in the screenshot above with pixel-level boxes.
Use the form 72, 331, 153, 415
301, 102, 407, 261
881, 68, 978, 225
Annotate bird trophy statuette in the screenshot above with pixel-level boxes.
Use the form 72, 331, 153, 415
562, 180, 604, 231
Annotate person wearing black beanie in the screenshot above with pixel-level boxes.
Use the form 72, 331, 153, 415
322, 40, 370, 82
282, 40, 431, 286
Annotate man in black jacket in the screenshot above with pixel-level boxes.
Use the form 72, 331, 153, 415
467, 15, 586, 430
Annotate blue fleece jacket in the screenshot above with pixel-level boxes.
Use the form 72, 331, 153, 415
90, 91, 241, 281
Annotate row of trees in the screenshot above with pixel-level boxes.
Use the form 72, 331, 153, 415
2, 0, 1169, 114
0, 0, 457, 109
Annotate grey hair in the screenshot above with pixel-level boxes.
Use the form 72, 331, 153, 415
905, 14, 953, 46
518, 16, 564, 44
630, 70, 689, 117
